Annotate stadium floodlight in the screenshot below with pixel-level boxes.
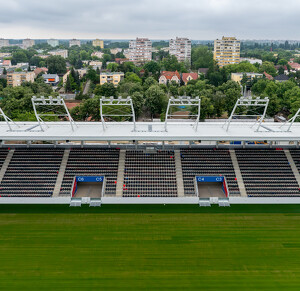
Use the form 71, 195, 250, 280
32, 96, 77, 132
279, 108, 300, 132
223, 96, 269, 132
0, 108, 20, 131
164, 96, 200, 132
100, 96, 136, 131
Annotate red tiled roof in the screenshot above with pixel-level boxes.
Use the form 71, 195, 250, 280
3, 60, 11, 66
264, 71, 273, 80
160, 70, 180, 80
182, 73, 198, 84
288, 62, 300, 70
34, 67, 48, 75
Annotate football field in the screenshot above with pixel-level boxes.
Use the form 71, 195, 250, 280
0, 204, 300, 290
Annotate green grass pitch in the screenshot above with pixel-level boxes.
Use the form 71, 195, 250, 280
0, 204, 300, 290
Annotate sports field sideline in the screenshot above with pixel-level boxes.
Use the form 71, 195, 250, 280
0, 204, 300, 290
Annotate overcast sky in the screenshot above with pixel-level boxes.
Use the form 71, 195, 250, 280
0, 0, 299, 40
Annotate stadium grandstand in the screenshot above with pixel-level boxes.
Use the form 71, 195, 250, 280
0, 95, 300, 206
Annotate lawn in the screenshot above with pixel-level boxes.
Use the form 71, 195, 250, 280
0, 205, 300, 290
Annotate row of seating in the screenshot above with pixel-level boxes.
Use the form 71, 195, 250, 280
236, 149, 300, 197
0, 149, 63, 197
123, 150, 177, 197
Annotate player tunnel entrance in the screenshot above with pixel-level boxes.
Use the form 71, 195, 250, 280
71, 176, 105, 198
195, 176, 229, 198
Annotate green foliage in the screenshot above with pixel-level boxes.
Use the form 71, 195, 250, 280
107, 63, 118, 72
124, 72, 142, 84
94, 83, 117, 97
46, 55, 67, 74
161, 55, 188, 73
144, 85, 168, 116
191, 46, 214, 69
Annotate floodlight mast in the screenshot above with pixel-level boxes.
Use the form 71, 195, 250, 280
280, 108, 300, 132
164, 96, 200, 132
0, 108, 20, 131
32, 96, 77, 132
100, 96, 136, 131
223, 96, 269, 132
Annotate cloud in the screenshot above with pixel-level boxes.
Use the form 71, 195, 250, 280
0, 0, 299, 39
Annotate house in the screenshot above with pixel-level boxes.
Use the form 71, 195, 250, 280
182, 73, 199, 85
264, 71, 273, 80
231, 72, 263, 84
89, 61, 102, 70
100, 72, 124, 86
110, 48, 122, 55
34, 67, 48, 77
274, 74, 290, 83
91, 51, 104, 59
288, 62, 300, 72
49, 49, 68, 59
115, 58, 129, 65
2, 60, 11, 67
275, 65, 288, 75
159, 71, 181, 85
42, 74, 59, 86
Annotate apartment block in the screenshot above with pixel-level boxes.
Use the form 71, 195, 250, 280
47, 39, 59, 47
129, 38, 152, 64
7, 72, 35, 87
0, 38, 9, 48
214, 37, 240, 67
169, 37, 191, 63
69, 39, 81, 47
92, 39, 104, 49
49, 49, 68, 59
22, 38, 35, 49
100, 72, 124, 86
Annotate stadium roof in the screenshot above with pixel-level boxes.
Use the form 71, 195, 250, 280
1, 121, 300, 142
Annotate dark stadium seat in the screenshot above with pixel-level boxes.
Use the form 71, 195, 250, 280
123, 150, 177, 197
0, 148, 63, 197
235, 149, 299, 197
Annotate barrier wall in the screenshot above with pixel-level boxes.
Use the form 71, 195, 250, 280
1, 197, 300, 204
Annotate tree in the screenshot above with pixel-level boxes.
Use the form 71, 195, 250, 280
191, 46, 214, 70
143, 61, 160, 76
131, 91, 144, 118
144, 85, 167, 117
12, 50, 28, 64
94, 83, 116, 97
107, 63, 118, 72
86, 67, 98, 83
46, 55, 67, 74
124, 72, 142, 83
260, 61, 277, 77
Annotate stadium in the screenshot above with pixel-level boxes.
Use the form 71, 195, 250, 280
0, 95, 300, 206
1, 95, 300, 289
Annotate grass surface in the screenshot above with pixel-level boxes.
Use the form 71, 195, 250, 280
0, 205, 300, 290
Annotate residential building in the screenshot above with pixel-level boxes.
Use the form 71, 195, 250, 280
49, 49, 68, 59
264, 72, 273, 80
69, 39, 81, 47
169, 37, 191, 63
0, 52, 12, 58
182, 72, 198, 85
110, 48, 122, 55
231, 72, 263, 84
274, 74, 289, 83
240, 58, 262, 65
37, 54, 50, 59
0, 38, 9, 48
2, 60, 12, 67
100, 72, 124, 86
288, 62, 300, 72
91, 51, 104, 59
129, 38, 152, 64
34, 67, 48, 76
92, 39, 104, 49
115, 58, 129, 64
7, 71, 35, 87
77, 69, 87, 78
214, 37, 240, 67
42, 74, 59, 86
89, 61, 102, 70
159, 71, 181, 85
47, 39, 59, 47
123, 49, 131, 59
22, 38, 35, 49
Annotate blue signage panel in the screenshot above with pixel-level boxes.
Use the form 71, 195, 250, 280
76, 176, 104, 183
196, 176, 224, 183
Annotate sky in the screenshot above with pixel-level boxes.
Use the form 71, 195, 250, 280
0, 0, 299, 40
